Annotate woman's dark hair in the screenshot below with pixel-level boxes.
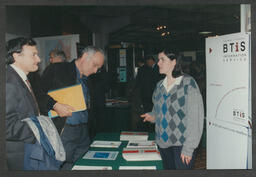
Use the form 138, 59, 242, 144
159, 49, 183, 78
6, 37, 37, 64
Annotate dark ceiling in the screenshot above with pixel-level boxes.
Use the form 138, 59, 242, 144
25, 4, 241, 52
63, 4, 241, 51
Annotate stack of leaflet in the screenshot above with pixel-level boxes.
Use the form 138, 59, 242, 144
126, 140, 156, 149
120, 131, 148, 141
122, 147, 162, 161
90, 140, 121, 148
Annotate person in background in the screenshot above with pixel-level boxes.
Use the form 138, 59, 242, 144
135, 56, 163, 132
145, 55, 164, 84
128, 58, 145, 130
49, 49, 67, 64
88, 67, 111, 138
40, 46, 105, 170
141, 49, 204, 170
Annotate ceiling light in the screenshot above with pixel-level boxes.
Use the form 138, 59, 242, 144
161, 32, 166, 36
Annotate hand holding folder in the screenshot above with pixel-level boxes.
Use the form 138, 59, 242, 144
47, 84, 87, 118
53, 102, 75, 117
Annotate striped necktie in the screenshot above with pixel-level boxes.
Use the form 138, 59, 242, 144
26, 79, 40, 115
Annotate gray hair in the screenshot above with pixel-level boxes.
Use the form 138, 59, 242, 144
79, 46, 105, 61
49, 49, 67, 61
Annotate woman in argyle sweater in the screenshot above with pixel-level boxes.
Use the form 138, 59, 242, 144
141, 49, 204, 169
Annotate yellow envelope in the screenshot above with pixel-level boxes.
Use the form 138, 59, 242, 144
48, 84, 86, 118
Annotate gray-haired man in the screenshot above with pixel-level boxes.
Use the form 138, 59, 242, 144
40, 46, 105, 170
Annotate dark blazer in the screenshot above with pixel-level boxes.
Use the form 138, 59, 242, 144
40, 60, 77, 132
135, 65, 156, 99
6, 65, 39, 170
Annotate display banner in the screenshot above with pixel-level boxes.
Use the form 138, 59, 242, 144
34, 34, 80, 74
206, 33, 251, 169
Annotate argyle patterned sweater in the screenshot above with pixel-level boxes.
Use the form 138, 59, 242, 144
148, 74, 204, 157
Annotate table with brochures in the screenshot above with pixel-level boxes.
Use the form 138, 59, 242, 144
73, 132, 163, 170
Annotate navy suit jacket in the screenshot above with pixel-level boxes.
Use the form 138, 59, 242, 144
6, 65, 39, 170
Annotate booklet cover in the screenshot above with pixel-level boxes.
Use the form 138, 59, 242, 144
47, 84, 86, 118
90, 140, 122, 148
72, 165, 112, 170
83, 151, 119, 160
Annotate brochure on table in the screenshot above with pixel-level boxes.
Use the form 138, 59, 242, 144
119, 166, 156, 170
83, 151, 119, 161
72, 165, 112, 170
122, 147, 161, 161
126, 140, 156, 149
90, 140, 122, 148
120, 131, 148, 141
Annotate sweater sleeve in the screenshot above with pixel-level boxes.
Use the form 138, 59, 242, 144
181, 81, 204, 157
147, 85, 159, 123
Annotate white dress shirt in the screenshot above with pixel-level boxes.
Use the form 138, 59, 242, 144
162, 75, 183, 93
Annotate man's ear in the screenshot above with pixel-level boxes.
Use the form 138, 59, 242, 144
173, 59, 177, 65
12, 53, 20, 62
81, 53, 88, 61
79, 53, 87, 65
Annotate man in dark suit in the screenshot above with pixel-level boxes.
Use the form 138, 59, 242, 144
6, 37, 72, 170
40, 46, 105, 170
6, 37, 41, 170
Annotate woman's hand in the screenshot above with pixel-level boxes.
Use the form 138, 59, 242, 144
181, 153, 192, 165
140, 113, 155, 123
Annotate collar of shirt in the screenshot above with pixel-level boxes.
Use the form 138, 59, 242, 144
162, 75, 183, 93
75, 65, 88, 81
10, 64, 30, 88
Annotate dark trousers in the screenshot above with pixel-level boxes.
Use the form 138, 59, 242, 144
60, 123, 91, 170
158, 146, 196, 170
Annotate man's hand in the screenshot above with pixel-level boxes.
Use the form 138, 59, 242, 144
140, 113, 155, 123
53, 103, 75, 117
181, 153, 192, 165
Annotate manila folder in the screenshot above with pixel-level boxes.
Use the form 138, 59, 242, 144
48, 84, 86, 118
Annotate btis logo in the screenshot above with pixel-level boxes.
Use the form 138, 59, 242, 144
223, 41, 246, 53
233, 109, 245, 119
